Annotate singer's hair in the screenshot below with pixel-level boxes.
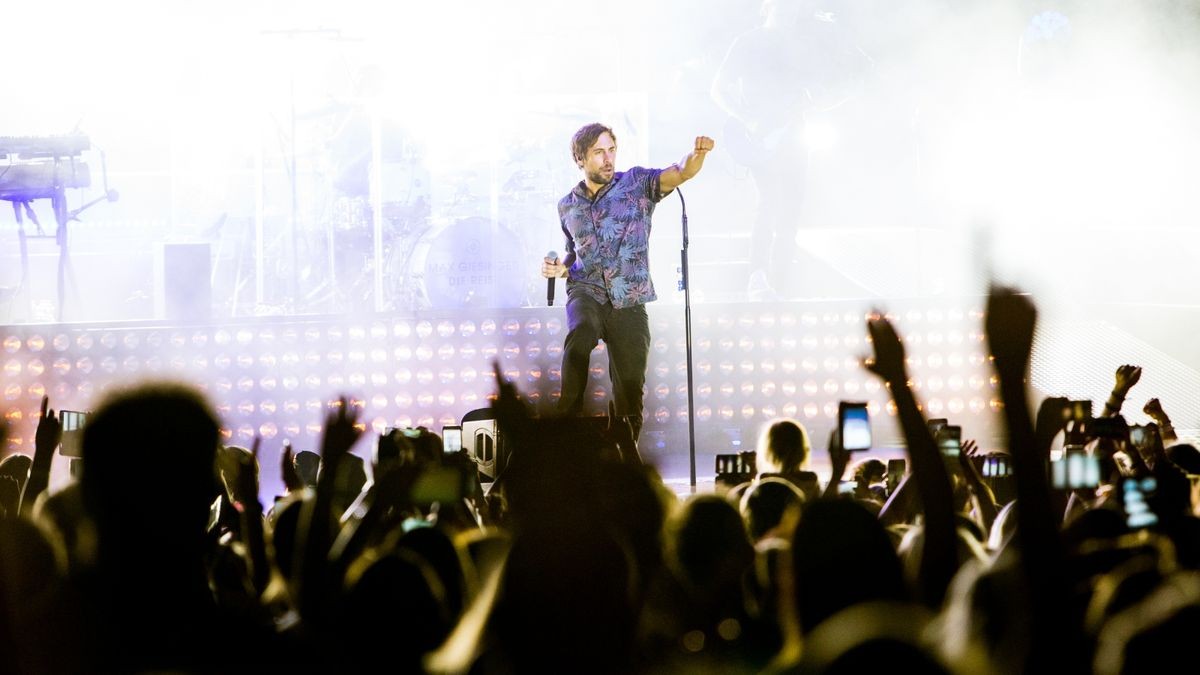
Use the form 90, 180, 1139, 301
571, 123, 616, 167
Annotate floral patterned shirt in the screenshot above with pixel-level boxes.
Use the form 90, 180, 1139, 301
558, 166, 670, 309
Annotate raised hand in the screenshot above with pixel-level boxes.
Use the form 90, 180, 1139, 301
820, 428, 852, 500
231, 437, 262, 512
694, 136, 716, 155
1142, 398, 1178, 443
864, 310, 908, 385
985, 286, 1037, 380
20, 396, 63, 515
1143, 398, 1167, 421
319, 396, 363, 469
1113, 365, 1143, 396
1103, 365, 1142, 416
491, 360, 531, 434
957, 439, 985, 482
34, 396, 62, 457
828, 428, 850, 480
280, 440, 304, 493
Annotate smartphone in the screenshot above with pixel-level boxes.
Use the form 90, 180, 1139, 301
1128, 425, 1148, 449
60, 410, 89, 458
1051, 450, 1101, 490
926, 418, 948, 436
886, 459, 906, 495
442, 425, 463, 454
410, 464, 472, 504
1122, 476, 1158, 529
936, 425, 962, 457
839, 402, 871, 452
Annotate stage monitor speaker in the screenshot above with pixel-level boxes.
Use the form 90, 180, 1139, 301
462, 408, 507, 483
156, 242, 211, 321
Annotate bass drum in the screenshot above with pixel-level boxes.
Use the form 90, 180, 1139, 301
399, 217, 529, 310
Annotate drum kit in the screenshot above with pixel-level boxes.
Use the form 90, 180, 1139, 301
324, 161, 556, 313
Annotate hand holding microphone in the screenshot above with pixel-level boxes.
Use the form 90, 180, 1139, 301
542, 251, 561, 306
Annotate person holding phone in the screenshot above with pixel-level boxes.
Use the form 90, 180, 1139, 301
541, 123, 714, 441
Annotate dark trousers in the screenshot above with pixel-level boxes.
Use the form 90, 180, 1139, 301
558, 295, 650, 440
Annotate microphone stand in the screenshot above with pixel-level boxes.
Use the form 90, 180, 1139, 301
676, 189, 698, 490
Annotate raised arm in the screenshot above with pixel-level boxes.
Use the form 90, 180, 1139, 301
864, 313, 958, 607
985, 286, 1079, 670
659, 136, 715, 194
20, 396, 61, 516
1101, 364, 1141, 417
1143, 398, 1178, 444
296, 397, 363, 626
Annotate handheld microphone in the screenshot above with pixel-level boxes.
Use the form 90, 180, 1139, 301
546, 250, 558, 306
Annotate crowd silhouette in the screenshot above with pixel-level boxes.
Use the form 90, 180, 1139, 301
1, 287, 1198, 674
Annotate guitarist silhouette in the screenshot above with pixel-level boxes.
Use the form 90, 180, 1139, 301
712, 0, 869, 299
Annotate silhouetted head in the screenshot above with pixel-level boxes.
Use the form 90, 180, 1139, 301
1166, 444, 1200, 475
852, 458, 886, 486
756, 418, 811, 474
790, 499, 907, 634
740, 476, 805, 541
293, 450, 321, 488
667, 495, 755, 599
493, 527, 636, 673
328, 453, 367, 518
1095, 573, 1200, 675
0, 453, 32, 490
80, 381, 220, 556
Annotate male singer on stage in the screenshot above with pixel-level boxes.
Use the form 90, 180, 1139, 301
541, 123, 714, 441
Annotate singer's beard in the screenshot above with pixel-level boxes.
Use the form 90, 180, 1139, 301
586, 166, 614, 186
